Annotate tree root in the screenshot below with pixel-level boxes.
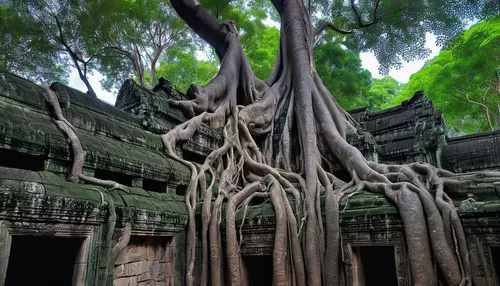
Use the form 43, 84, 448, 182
162, 1, 500, 285
41, 85, 132, 285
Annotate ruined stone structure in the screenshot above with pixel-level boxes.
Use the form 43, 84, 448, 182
1, 71, 500, 285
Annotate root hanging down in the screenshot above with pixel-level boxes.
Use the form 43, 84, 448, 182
40, 85, 133, 286
38, 0, 500, 284
162, 0, 500, 285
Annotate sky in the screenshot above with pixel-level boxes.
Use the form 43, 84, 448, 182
360, 33, 440, 83
68, 33, 441, 105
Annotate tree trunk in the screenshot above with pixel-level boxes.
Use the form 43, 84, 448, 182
150, 47, 162, 88
69, 55, 97, 97
161, 0, 481, 285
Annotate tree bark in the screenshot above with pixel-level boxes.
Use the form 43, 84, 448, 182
163, 1, 482, 285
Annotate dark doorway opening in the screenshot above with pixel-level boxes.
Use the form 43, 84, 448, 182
143, 178, 167, 193
491, 247, 500, 282
354, 246, 398, 286
94, 169, 131, 186
243, 255, 273, 285
5, 235, 84, 286
176, 184, 187, 196
0, 149, 45, 171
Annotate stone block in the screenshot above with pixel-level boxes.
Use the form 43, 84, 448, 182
117, 246, 148, 265
124, 262, 139, 276
157, 282, 167, 286
125, 261, 150, 276
129, 277, 138, 286
138, 271, 151, 282
114, 265, 126, 278
147, 244, 156, 261
150, 261, 160, 278
158, 262, 164, 274
137, 282, 149, 286
159, 249, 166, 263
113, 277, 130, 286
155, 274, 165, 282
165, 262, 173, 277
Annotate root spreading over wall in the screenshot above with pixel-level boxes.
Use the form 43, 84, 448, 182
164, 0, 500, 285
40, 1, 500, 285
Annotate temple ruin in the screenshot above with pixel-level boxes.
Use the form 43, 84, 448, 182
1, 71, 500, 285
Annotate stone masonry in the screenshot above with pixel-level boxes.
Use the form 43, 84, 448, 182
113, 236, 175, 286
2, 71, 500, 285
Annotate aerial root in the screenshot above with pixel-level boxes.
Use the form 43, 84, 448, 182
363, 161, 472, 285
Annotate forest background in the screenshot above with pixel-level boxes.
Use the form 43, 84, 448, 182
1, 0, 499, 134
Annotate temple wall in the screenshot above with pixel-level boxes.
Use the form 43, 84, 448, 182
2, 72, 500, 285
113, 236, 175, 286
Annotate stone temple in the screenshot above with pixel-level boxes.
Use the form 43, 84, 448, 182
0, 71, 500, 285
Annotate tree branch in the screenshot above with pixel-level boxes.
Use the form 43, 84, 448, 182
314, 0, 381, 37
313, 22, 353, 37
452, 89, 500, 130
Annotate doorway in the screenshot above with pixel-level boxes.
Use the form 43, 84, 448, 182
243, 255, 273, 285
352, 246, 398, 286
5, 235, 85, 286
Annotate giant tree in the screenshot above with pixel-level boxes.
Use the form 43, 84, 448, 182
37, 0, 500, 285
161, 0, 500, 285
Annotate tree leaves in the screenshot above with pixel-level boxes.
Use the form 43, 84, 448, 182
386, 16, 500, 134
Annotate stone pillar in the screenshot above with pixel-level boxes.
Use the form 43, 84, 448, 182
0, 221, 12, 284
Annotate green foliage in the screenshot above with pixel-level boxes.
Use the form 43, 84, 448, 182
2, 0, 497, 100
154, 0, 280, 91
243, 26, 280, 80
313, 42, 372, 110
90, 0, 187, 90
367, 77, 404, 110
202, 0, 280, 80
311, 0, 499, 74
387, 16, 500, 134
156, 45, 218, 93
0, 3, 68, 83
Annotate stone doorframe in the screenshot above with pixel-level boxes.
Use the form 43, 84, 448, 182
0, 220, 100, 286
341, 231, 410, 286
468, 233, 500, 285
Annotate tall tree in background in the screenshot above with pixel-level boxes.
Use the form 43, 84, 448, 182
93, 0, 187, 90
0, 3, 68, 83
160, 0, 500, 285
12, 0, 104, 97
389, 15, 500, 134
2, 0, 188, 94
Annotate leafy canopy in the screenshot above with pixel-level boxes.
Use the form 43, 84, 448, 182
311, 0, 499, 73
0, 2, 68, 83
387, 15, 500, 134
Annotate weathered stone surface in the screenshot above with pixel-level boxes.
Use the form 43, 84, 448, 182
114, 277, 130, 286
124, 261, 150, 276
138, 271, 151, 282
114, 265, 126, 278
3, 72, 500, 286
146, 244, 155, 261
116, 246, 148, 265
150, 261, 160, 278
